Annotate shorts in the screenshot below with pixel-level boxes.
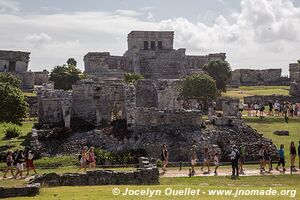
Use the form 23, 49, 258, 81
6, 162, 13, 167
214, 161, 219, 166
259, 155, 263, 160
16, 163, 24, 171
264, 155, 270, 161
191, 159, 197, 166
26, 160, 34, 168
275, 109, 278, 111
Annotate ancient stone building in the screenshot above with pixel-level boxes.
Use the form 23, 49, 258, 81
289, 63, 300, 82
84, 31, 226, 80
0, 50, 49, 89
230, 68, 289, 86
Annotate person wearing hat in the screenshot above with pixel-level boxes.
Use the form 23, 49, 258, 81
229, 145, 240, 179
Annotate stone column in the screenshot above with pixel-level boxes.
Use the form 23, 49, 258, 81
61, 101, 71, 128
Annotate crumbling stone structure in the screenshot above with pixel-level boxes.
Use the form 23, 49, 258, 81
31, 168, 159, 186
0, 50, 49, 89
230, 68, 289, 86
289, 63, 300, 82
84, 31, 226, 80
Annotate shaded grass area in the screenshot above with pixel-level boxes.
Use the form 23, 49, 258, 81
223, 86, 290, 101
6, 175, 300, 200
0, 121, 35, 151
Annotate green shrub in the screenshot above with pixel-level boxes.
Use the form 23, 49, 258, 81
3, 124, 21, 139
156, 159, 162, 167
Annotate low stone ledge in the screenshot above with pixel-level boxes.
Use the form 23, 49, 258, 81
0, 184, 40, 198
31, 168, 159, 187
273, 130, 289, 136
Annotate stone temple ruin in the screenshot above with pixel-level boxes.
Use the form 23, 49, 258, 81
32, 31, 276, 162
0, 50, 49, 89
84, 31, 226, 80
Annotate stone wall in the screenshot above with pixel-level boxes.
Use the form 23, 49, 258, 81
290, 82, 300, 98
128, 31, 174, 50
34, 71, 49, 85
84, 31, 226, 80
230, 68, 288, 86
84, 52, 130, 77
0, 50, 30, 73
243, 95, 298, 105
135, 108, 202, 128
38, 90, 72, 128
289, 63, 300, 82
0, 184, 40, 198
31, 168, 159, 186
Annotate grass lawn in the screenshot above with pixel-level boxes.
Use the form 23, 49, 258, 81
223, 86, 290, 101
0, 121, 35, 152
23, 92, 37, 97
6, 175, 300, 200
244, 116, 300, 165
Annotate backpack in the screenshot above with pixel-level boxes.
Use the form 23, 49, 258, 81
234, 149, 241, 160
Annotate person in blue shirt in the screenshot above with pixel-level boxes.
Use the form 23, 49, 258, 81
276, 144, 285, 171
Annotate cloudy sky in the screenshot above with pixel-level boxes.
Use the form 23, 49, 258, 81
1, 0, 300, 75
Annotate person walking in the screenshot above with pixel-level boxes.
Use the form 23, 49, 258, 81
290, 142, 297, 172
3, 151, 14, 178
230, 145, 240, 179
268, 100, 274, 116
263, 145, 272, 172
77, 146, 88, 172
239, 144, 246, 174
201, 147, 211, 173
14, 150, 25, 179
258, 144, 265, 173
276, 144, 286, 172
213, 152, 220, 176
274, 100, 280, 116
88, 146, 96, 169
190, 141, 197, 175
298, 141, 300, 170
25, 149, 37, 176
162, 144, 169, 172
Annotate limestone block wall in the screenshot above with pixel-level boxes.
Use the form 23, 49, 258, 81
138, 49, 186, 79
135, 107, 202, 128
243, 95, 297, 105
32, 168, 159, 186
38, 90, 71, 127
34, 71, 49, 85
290, 82, 300, 98
289, 63, 300, 82
0, 50, 30, 72
127, 31, 174, 50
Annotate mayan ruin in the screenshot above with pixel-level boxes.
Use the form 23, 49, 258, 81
1, 1, 300, 199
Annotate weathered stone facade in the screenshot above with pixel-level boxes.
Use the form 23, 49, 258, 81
31, 168, 159, 186
0, 50, 49, 89
0, 184, 40, 198
289, 63, 300, 82
84, 31, 226, 80
230, 68, 289, 86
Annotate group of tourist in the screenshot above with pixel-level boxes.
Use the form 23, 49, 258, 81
161, 141, 300, 178
3, 147, 37, 179
77, 146, 96, 172
247, 100, 300, 119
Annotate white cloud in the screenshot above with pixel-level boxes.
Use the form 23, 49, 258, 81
0, 0, 299, 75
115, 9, 140, 17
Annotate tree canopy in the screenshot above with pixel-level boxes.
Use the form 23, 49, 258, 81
203, 60, 232, 92
49, 63, 83, 90
0, 72, 21, 88
179, 73, 217, 100
124, 72, 144, 84
67, 58, 77, 67
0, 83, 28, 124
